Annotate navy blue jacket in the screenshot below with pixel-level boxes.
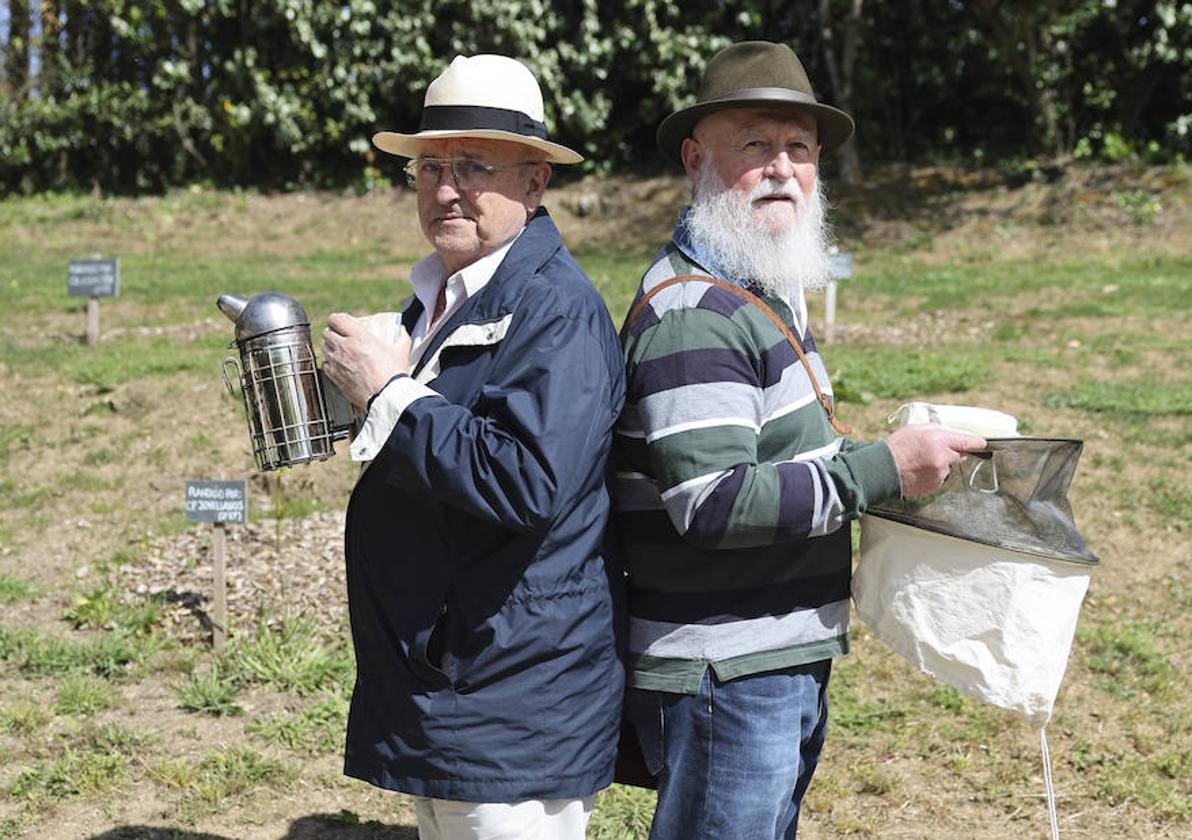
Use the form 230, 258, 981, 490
343, 208, 626, 802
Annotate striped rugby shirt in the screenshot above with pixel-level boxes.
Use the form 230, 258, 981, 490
614, 214, 902, 693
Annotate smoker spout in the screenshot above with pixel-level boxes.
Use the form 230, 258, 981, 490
217, 293, 249, 322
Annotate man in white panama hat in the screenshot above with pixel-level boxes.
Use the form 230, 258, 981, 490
322, 54, 626, 840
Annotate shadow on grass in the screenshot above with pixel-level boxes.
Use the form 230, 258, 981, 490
83, 814, 418, 840
283, 816, 417, 840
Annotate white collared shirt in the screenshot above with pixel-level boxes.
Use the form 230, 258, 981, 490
348, 231, 523, 462
788, 283, 809, 338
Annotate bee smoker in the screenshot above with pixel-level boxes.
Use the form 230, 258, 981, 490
218, 291, 356, 471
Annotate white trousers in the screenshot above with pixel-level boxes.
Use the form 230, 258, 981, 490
413, 795, 595, 840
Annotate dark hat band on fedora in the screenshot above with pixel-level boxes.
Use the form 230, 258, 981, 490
702, 86, 820, 109
420, 105, 548, 140
656, 41, 855, 166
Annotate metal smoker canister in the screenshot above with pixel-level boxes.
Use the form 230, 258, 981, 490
218, 291, 354, 471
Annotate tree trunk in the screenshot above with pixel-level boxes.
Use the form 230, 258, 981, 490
818, 0, 864, 184
64, 1, 89, 69
1033, 25, 1063, 157
969, 0, 1061, 157
187, 17, 200, 96
7, 0, 31, 98
39, 0, 61, 96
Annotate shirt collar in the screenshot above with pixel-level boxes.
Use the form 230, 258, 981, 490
408, 227, 525, 314
671, 206, 729, 283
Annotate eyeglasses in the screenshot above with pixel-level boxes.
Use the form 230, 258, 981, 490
403, 157, 539, 192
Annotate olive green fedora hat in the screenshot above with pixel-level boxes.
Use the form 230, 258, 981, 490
657, 40, 855, 166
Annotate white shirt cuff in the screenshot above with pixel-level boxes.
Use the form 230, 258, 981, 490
348, 375, 439, 462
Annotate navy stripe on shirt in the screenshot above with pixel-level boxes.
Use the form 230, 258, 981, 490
696, 284, 750, 320
684, 463, 748, 546
627, 298, 660, 339
629, 569, 851, 623
631, 347, 761, 400
775, 461, 817, 542
760, 338, 816, 388
618, 508, 685, 546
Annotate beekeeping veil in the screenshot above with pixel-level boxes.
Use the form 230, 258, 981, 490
853, 403, 1099, 840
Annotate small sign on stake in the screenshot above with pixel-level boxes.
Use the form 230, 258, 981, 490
68, 258, 120, 347
824, 249, 853, 344
186, 479, 248, 652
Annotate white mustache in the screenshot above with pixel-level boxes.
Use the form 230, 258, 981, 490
750, 179, 803, 205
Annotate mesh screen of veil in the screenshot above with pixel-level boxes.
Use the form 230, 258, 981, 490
869, 437, 1100, 566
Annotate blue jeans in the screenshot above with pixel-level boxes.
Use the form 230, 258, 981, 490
626, 660, 832, 840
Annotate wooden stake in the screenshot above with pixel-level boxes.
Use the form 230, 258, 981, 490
212, 522, 228, 652
86, 297, 100, 346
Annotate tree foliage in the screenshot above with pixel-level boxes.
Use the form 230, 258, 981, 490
0, 0, 1187, 193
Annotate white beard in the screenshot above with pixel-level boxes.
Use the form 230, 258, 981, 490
685, 160, 835, 296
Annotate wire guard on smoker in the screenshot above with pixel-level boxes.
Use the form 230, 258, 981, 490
218, 291, 350, 472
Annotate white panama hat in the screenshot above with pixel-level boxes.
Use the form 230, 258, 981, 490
373, 54, 583, 165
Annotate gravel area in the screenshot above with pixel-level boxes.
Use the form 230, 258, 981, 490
123, 510, 350, 643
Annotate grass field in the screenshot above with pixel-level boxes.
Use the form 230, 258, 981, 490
0, 164, 1189, 839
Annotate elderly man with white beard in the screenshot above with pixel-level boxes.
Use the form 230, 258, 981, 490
612, 41, 986, 839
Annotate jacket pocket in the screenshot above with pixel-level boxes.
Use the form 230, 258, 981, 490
409, 603, 453, 687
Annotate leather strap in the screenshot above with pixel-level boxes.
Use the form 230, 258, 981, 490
621, 273, 851, 435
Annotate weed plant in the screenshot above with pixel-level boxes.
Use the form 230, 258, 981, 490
148, 746, 293, 825
8, 745, 128, 802
0, 625, 143, 678
248, 693, 350, 755
0, 573, 35, 604
62, 582, 159, 634
231, 613, 353, 696
588, 784, 657, 840
0, 703, 50, 738
174, 660, 243, 716
55, 672, 118, 715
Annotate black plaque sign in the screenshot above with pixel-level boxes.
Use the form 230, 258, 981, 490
68, 258, 120, 298
185, 480, 248, 524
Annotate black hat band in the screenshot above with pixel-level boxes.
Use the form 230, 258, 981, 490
420, 105, 547, 139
